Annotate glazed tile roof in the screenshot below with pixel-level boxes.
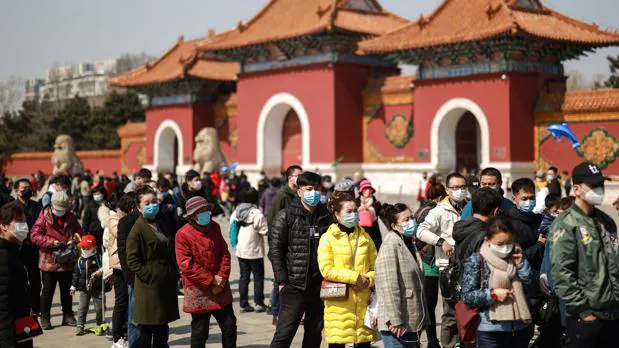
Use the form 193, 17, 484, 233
200, 0, 408, 51
536, 89, 619, 114
359, 0, 619, 53
109, 36, 239, 88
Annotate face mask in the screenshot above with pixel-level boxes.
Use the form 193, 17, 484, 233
402, 220, 417, 238
93, 194, 104, 204
546, 175, 555, 182
302, 190, 320, 206
191, 180, 203, 191
584, 186, 604, 206
518, 199, 536, 213
21, 188, 33, 200
450, 189, 467, 203
82, 249, 95, 258
48, 185, 58, 194
52, 209, 66, 217
142, 204, 159, 219
341, 212, 359, 228
196, 211, 212, 226
320, 195, 327, 205
489, 243, 513, 258
13, 222, 29, 243
550, 212, 559, 218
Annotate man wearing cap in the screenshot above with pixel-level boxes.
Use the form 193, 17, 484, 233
175, 196, 237, 347
551, 162, 619, 348
31, 190, 83, 330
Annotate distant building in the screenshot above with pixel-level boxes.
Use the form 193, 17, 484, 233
24, 78, 45, 101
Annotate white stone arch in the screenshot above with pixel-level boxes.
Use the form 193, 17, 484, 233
430, 98, 490, 172
153, 119, 184, 173
256, 92, 310, 172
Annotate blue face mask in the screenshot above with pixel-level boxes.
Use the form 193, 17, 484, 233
320, 195, 327, 205
197, 211, 211, 226
341, 212, 359, 228
93, 194, 104, 204
402, 220, 418, 238
518, 199, 536, 213
143, 204, 159, 219
302, 190, 321, 206
546, 175, 555, 182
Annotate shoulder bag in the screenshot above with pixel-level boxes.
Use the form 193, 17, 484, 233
320, 232, 361, 300
455, 255, 484, 344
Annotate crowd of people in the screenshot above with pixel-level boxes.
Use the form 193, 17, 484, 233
0, 160, 617, 348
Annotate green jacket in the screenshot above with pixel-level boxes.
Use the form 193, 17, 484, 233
551, 205, 619, 320
267, 186, 296, 230
126, 216, 180, 325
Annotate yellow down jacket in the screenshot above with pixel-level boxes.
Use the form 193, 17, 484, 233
317, 223, 378, 344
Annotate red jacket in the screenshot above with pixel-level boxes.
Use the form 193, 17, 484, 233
175, 221, 232, 314
30, 207, 83, 272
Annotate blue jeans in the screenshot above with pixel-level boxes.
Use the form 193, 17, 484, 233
381, 331, 420, 348
477, 326, 534, 348
127, 286, 140, 348
270, 280, 280, 316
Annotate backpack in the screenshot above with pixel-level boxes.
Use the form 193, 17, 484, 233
440, 256, 461, 307
229, 219, 239, 249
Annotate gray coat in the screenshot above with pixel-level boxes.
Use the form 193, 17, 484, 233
375, 232, 429, 333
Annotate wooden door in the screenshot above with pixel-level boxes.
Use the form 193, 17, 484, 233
455, 112, 479, 173
281, 109, 303, 172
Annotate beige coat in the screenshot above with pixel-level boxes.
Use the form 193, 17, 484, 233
417, 197, 461, 270
107, 210, 123, 270
375, 232, 428, 333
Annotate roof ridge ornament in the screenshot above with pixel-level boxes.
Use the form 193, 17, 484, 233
486, 2, 502, 19
417, 14, 428, 30
237, 21, 247, 32
316, 4, 332, 18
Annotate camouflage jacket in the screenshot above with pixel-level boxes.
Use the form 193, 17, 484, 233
550, 205, 619, 320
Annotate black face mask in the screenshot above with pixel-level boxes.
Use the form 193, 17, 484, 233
21, 188, 33, 200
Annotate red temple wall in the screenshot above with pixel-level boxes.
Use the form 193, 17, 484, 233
146, 105, 194, 166
366, 104, 415, 159
414, 74, 511, 163
3, 151, 121, 176
539, 120, 619, 175
236, 63, 336, 164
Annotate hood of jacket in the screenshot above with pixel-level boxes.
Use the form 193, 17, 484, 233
453, 217, 487, 244
235, 203, 256, 222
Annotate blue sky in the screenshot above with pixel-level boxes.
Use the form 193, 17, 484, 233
1, 0, 618, 83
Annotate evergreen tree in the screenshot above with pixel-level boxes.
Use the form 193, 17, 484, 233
597, 54, 619, 89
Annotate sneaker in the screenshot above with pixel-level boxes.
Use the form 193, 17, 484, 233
111, 338, 129, 348
255, 304, 268, 313
40, 314, 52, 330
272, 316, 278, 326
266, 306, 273, 315
76, 327, 87, 336
62, 313, 77, 327
240, 305, 255, 313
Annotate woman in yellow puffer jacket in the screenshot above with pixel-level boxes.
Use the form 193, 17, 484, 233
318, 192, 378, 347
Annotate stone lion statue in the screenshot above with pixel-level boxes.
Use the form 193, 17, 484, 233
193, 127, 227, 173
51, 134, 84, 176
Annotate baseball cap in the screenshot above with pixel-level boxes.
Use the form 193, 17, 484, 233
571, 162, 610, 187
184, 196, 212, 218
80, 235, 97, 248
51, 191, 70, 212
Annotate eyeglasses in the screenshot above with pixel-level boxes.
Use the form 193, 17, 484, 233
447, 185, 466, 190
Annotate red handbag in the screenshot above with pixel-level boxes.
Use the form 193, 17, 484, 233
15, 315, 43, 343
455, 255, 484, 344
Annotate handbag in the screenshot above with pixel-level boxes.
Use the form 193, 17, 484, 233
320, 232, 361, 300
15, 315, 43, 343
358, 210, 374, 228
455, 255, 484, 344
53, 242, 77, 265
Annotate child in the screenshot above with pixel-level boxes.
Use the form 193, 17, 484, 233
538, 193, 561, 237
70, 234, 104, 336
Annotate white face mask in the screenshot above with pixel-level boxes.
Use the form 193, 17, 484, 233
82, 249, 95, 258
52, 209, 66, 217
13, 222, 29, 243
450, 189, 467, 203
584, 186, 604, 206
489, 243, 513, 258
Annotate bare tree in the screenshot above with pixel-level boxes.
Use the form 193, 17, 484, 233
114, 52, 156, 76
0, 75, 24, 115
566, 70, 586, 91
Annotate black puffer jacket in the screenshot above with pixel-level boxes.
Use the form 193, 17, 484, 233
453, 217, 487, 268
505, 206, 544, 270
0, 239, 31, 347
269, 198, 331, 291
71, 254, 103, 292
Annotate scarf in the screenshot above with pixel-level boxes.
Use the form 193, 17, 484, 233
479, 242, 531, 322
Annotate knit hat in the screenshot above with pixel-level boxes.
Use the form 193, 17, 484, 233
358, 179, 375, 194
334, 178, 355, 192
80, 235, 97, 248
51, 191, 70, 212
184, 196, 211, 218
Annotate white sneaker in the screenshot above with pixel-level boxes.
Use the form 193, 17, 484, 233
111, 338, 128, 348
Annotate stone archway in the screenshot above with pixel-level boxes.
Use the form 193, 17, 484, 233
256, 92, 310, 175
430, 98, 489, 173
153, 119, 183, 174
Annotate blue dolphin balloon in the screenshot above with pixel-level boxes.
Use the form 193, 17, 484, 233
547, 123, 580, 149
